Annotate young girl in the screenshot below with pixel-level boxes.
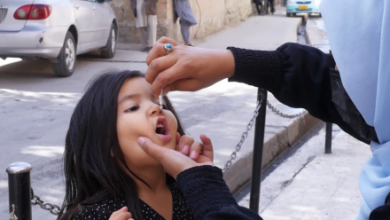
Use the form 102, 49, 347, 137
58, 70, 199, 220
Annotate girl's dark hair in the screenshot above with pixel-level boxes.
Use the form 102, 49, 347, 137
57, 70, 185, 220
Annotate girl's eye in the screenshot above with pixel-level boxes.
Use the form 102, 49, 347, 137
125, 106, 139, 112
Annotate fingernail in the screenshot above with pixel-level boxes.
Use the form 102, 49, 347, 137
190, 151, 197, 159
138, 137, 146, 146
182, 145, 190, 154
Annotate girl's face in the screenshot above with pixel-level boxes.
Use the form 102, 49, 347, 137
116, 77, 178, 168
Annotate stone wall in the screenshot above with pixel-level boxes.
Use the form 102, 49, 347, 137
108, 0, 253, 44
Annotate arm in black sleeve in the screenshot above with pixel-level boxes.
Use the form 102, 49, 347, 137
228, 43, 335, 121
177, 166, 263, 220
228, 43, 372, 144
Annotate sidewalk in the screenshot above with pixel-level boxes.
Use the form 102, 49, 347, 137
238, 125, 371, 220
236, 16, 373, 220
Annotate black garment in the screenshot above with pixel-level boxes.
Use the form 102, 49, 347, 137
253, 0, 274, 15
177, 166, 263, 220
253, 0, 262, 15
71, 183, 194, 220
171, 43, 382, 220
370, 192, 390, 220
228, 43, 377, 144
268, 0, 275, 14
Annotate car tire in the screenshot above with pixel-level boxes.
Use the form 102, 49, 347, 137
287, 13, 291, 17
52, 32, 76, 77
101, 24, 117, 59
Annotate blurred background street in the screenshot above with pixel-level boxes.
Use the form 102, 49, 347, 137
0, 1, 371, 219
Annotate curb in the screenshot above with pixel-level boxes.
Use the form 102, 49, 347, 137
224, 112, 320, 194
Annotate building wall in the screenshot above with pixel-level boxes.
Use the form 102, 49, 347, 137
108, 0, 253, 44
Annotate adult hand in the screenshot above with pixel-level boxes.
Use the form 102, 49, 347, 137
145, 37, 236, 97
175, 132, 206, 161
109, 207, 134, 220
138, 134, 214, 179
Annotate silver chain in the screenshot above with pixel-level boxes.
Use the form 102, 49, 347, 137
266, 100, 306, 119
222, 97, 306, 172
223, 99, 262, 172
31, 188, 61, 215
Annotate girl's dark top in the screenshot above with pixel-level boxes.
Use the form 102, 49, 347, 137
72, 183, 194, 220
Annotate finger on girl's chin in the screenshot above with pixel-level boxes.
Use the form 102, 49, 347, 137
190, 151, 198, 160
176, 132, 181, 145
200, 134, 211, 144
182, 145, 190, 155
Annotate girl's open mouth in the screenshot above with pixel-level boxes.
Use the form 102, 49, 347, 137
155, 117, 171, 142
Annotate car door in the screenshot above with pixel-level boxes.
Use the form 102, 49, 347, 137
69, 0, 96, 53
91, 0, 111, 47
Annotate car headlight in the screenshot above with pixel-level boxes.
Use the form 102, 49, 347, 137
314, 0, 321, 5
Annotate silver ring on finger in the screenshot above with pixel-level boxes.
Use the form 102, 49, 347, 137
164, 43, 174, 55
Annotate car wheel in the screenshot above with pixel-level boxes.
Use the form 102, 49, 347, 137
287, 13, 291, 17
52, 32, 76, 77
101, 24, 117, 59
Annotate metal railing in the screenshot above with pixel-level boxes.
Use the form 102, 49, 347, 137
248, 88, 332, 212
7, 162, 32, 220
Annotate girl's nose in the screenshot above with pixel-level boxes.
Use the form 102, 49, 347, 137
149, 102, 163, 116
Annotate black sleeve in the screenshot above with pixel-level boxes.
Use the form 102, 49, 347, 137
177, 166, 263, 220
228, 43, 371, 144
369, 192, 390, 220
228, 43, 335, 121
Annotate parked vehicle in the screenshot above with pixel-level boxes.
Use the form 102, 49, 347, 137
0, 0, 117, 77
286, 0, 321, 17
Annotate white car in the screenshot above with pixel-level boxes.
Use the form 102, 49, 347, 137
0, 0, 117, 77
